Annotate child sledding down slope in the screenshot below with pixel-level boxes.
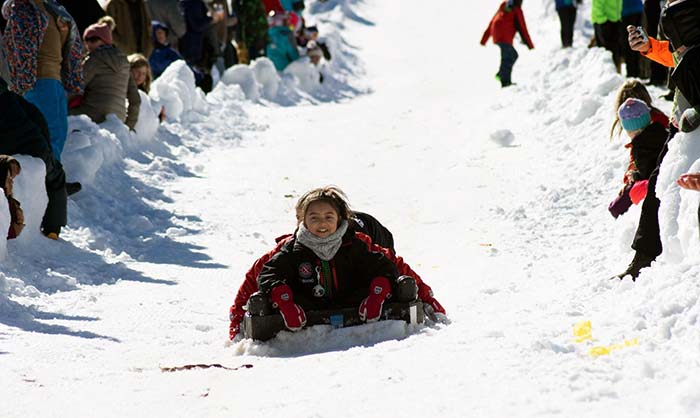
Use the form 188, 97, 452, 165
230, 187, 446, 336
480, 0, 535, 87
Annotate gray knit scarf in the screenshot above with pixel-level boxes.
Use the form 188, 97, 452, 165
296, 220, 349, 261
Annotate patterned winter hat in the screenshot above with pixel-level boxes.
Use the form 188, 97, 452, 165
618, 98, 651, 131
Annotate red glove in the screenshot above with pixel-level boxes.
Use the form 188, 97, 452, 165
270, 284, 306, 331
229, 307, 243, 340
359, 277, 391, 322
630, 180, 648, 204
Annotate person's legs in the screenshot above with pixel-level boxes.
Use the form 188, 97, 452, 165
41, 154, 68, 237
557, 6, 576, 47
597, 21, 623, 72
618, 126, 678, 278
497, 43, 518, 87
24, 79, 68, 161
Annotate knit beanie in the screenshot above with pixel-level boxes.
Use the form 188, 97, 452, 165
83, 23, 113, 45
618, 98, 651, 131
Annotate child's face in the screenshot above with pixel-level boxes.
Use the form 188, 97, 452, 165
155, 28, 168, 45
131, 66, 148, 87
304, 201, 339, 238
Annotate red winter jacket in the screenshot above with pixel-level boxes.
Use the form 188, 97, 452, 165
480, 2, 534, 49
228, 232, 441, 340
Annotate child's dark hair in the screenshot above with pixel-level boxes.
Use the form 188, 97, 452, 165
295, 186, 354, 225
610, 79, 655, 138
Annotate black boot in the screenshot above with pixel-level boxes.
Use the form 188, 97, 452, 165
66, 182, 82, 196
612, 251, 655, 280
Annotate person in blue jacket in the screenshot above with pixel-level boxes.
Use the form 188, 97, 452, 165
555, 0, 581, 47
266, 10, 299, 71
149, 21, 183, 78
621, 0, 644, 77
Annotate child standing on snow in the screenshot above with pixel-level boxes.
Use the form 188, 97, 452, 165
608, 98, 668, 218
256, 187, 399, 332
480, 0, 535, 87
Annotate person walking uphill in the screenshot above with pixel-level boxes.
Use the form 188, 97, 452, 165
480, 0, 535, 88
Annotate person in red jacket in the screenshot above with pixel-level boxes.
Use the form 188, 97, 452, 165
480, 0, 534, 87
228, 190, 447, 340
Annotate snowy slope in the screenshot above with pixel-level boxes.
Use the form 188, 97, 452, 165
2, 0, 700, 417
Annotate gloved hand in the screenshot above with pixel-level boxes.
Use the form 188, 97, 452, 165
229, 308, 243, 340
359, 277, 391, 322
270, 284, 306, 331
418, 285, 448, 323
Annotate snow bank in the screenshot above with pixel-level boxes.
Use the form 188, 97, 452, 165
656, 129, 700, 263
149, 60, 207, 121
221, 64, 260, 101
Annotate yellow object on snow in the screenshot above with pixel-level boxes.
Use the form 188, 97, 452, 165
573, 320, 593, 343
589, 338, 639, 357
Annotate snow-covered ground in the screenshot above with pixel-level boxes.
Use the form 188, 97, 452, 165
3, 0, 700, 417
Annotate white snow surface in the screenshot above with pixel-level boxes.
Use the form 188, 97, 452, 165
3, 0, 700, 417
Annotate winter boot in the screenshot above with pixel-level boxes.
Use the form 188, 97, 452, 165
393, 276, 418, 302
680, 106, 700, 133
612, 251, 656, 281
66, 182, 82, 196
41, 225, 61, 240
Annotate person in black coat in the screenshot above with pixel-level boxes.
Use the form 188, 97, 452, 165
0, 76, 67, 239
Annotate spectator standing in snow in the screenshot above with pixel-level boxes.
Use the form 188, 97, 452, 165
148, 0, 186, 49
103, 0, 153, 57
2, 0, 84, 162
149, 21, 183, 78
178, 0, 224, 91
266, 9, 299, 71
128, 53, 152, 93
608, 98, 668, 218
621, 0, 645, 77
129, 52, 166, 122
69, 20, 141, 131
591, 0, 624, 73
613, 0, 700, 279
0, 76, 69, 240
480, 0, 535, 88
254, 187, 400, 333
555, 0, 581, 48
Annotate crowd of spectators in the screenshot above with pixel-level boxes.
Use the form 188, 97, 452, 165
0, 0, 331, 241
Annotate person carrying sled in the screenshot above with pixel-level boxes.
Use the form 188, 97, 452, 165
480, 0, 534, 88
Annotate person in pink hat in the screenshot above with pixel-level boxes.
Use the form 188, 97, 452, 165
68, 17, 140, 130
